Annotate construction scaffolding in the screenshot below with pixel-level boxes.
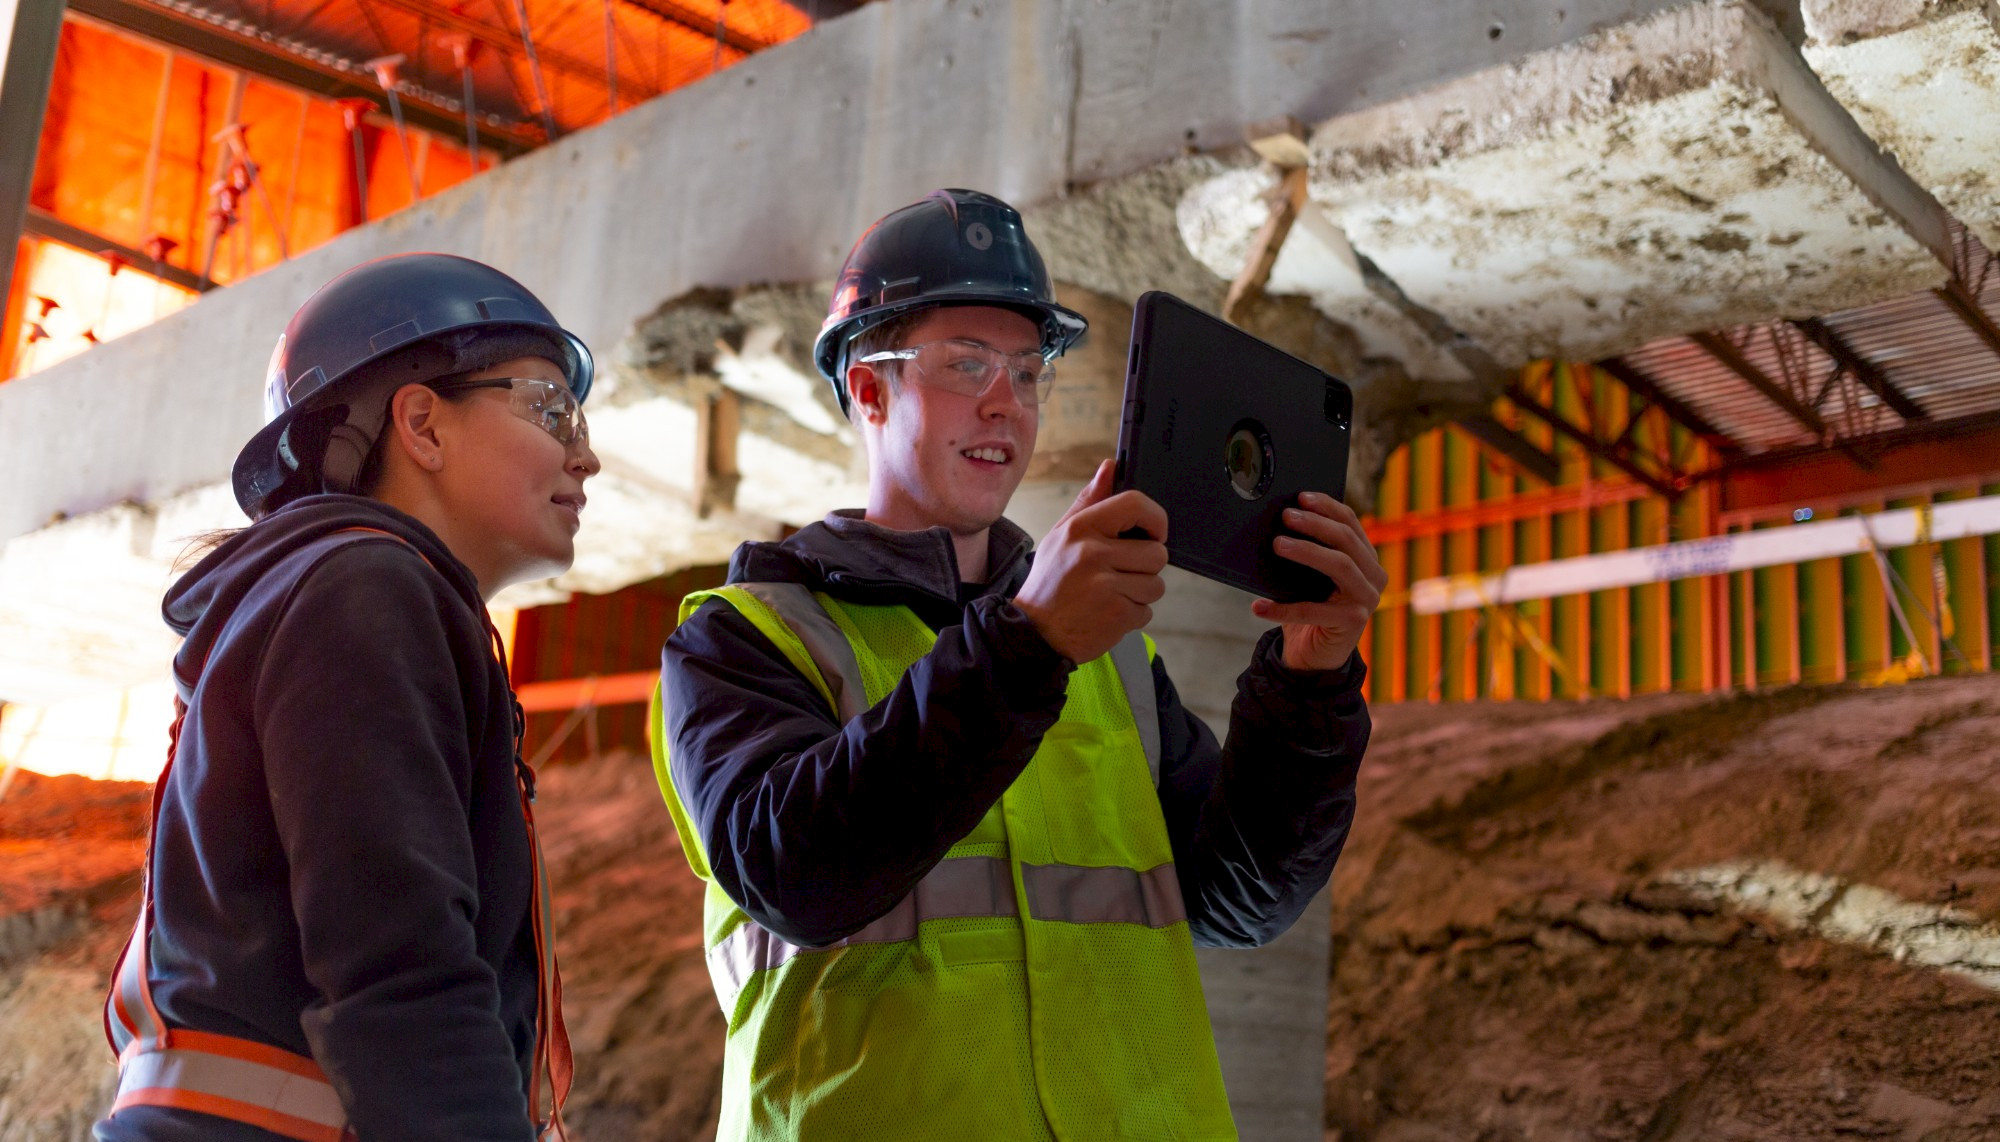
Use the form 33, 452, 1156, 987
1363, 361, 2000, 705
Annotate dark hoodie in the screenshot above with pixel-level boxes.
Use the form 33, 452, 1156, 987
96, 496, 537, 1142
662, 510, 1370, 952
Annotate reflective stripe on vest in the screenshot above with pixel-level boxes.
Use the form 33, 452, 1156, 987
705, 856, 1193, 1010
1021, 862, 1184, 929
708, 854, 1017, 1010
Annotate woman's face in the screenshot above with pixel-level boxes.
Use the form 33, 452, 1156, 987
427, 355, 599, 594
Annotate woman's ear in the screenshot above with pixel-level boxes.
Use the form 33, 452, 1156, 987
387, 384, 447, 472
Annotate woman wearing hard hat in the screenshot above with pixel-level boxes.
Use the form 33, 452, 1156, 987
97, 253, 598, 1142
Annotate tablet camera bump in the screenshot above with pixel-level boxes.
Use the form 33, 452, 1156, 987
1225, 419, 1276, 501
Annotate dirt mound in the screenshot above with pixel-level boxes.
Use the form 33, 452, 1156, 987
7, 677, 2000, 1140
0, 769, 149, 1140
1332, 676, 2000, 1140
533, 752, 724, 1140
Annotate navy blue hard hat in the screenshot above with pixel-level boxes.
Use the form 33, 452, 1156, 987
232, 253, 592, 518
812, 189, 1087, 414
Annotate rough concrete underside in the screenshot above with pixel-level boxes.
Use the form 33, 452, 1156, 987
1184, 1, 1963, 367
1802, 0, 2000, 254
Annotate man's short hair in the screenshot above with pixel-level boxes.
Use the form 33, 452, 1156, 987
840, 310, 927, 424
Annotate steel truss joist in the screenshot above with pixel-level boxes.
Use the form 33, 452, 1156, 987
1454, 412, 1561, 486
69, 0, 539, 155
1690, 325, 1891, 467
1501, 374, 1683, 500
1688, 329, 1829, 438
1789, 317, 1928, 423
1937, 228, 2000, 365
622, 0, 772, 54
23, 207, 209, 293
373, 0, 662, 105
1595, 355, 1742, 459
1938, 279, 2000, 365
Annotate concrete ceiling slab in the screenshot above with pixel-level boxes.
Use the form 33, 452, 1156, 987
1288, 0, 1952, 366
1802, 0, 2000, 254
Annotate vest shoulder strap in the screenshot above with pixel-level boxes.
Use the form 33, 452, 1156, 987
680, 584, 869, 723
1107, 631, 1161, 787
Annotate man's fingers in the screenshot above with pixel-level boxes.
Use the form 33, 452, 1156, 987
1273, 538, 1382, 610
1255, 598, 1359, 627
1296, 492, 1377, 559
1104, 537, 1169, 576
1060, 459, 1117, 523
1081, 488, 1169, 543
1282, 506, 1388, 591
1113, 568, 1167, 607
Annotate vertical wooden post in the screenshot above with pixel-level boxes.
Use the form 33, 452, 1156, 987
1802, 553, 1846, 684
1553, 364, 1591, 697
694, 388, 742, 517
1737, 524, 1758, 690
1530, 372, 1558, 700
1381, 445, 1411, 704
1415, 431, 1445, 702
1489, 424, 1519, 701
1444, 427, 1479, 701
1848, 501, 1892, 675
1952, 485, 1993, 672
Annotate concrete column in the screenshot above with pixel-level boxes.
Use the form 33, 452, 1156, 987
1009, 284, 1329, 1142
0, 0, 64, 303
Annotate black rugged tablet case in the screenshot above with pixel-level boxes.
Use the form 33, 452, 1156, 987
1113, 291, 1353, 603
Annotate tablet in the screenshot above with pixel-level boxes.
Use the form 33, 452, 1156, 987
1113, 291, 1354, 603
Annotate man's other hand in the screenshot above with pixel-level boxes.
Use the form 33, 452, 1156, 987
1013, 460, 1169, 664
1253, 491, 1387, 673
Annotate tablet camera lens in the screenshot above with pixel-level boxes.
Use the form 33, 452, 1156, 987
1225, 420, 1275, 501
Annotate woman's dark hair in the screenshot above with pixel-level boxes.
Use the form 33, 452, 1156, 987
176, 379, 483, 568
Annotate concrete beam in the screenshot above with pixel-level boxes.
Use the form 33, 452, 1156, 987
1801, 0, 2000, 255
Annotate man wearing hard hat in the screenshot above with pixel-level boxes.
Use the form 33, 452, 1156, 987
652, 189, 1383, 1141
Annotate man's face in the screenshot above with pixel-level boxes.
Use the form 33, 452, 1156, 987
854, 305, 1043, 537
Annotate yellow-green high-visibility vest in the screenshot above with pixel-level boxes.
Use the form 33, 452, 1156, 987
651, 582, 1235, 1141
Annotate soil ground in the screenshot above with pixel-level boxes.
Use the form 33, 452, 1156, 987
5, 674, 2000, 1140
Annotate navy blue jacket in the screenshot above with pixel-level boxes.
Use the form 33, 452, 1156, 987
662, 511, 1370, 951
97, 496, 539, 1142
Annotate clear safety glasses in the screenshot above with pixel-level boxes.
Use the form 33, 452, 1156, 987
857, 338, 1056, 406
432, 376, 589, 447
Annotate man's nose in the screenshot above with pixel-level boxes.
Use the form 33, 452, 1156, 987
976, 368, 1027, 416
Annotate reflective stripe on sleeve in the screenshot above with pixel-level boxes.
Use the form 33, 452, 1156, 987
1020, 862, 1186, 929
705, 855, 1017, 1013
113, 1031, 348, 1142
